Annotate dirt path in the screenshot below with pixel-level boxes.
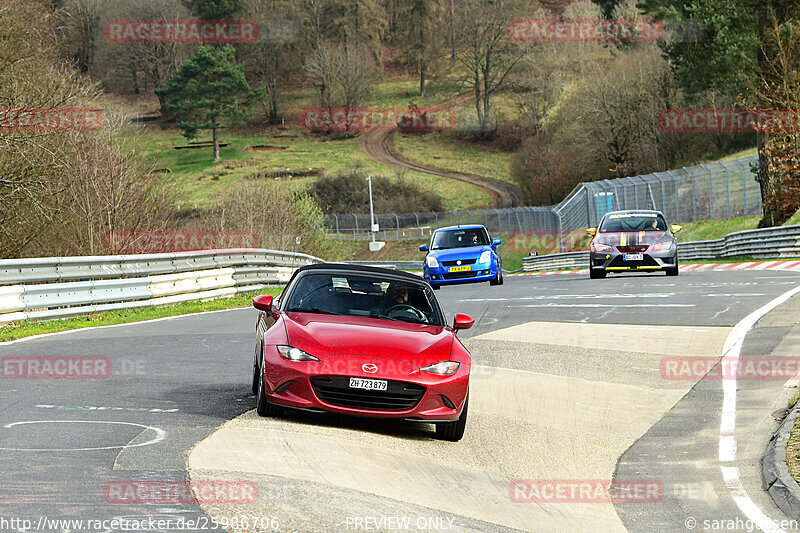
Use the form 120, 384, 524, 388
359, 95, 525, 208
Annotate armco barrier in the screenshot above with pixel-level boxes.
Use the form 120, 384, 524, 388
0, 249, 321, 326
523, 225, 800, 271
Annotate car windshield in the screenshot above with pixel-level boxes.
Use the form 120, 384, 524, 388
431, 228, 489, 249
285, 272, 444, 326
599, 214, 667, 232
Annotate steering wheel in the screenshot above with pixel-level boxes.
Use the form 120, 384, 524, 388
386, 304, 426, 322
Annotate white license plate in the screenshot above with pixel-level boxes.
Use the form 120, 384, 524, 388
349, 377, 387, 391
623, 254, 643, 261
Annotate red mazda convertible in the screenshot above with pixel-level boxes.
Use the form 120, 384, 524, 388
251, 264, 474, 441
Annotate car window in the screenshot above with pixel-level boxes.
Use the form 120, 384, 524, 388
431, 228, 489, 249
285, 272, 444, 326
599, 214, 667, 232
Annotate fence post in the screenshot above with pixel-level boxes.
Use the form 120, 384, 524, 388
733, 158, 747, 216
394, 213, 400, 239
333, 214, 340, 238
434, 212, 439, 228
700, 163, 713, 218
685, 167, 697, 221
666, 170, 681, 222
413, 212, 420, 229
718, 161, 731, 219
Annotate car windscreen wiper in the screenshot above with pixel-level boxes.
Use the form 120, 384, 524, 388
288, 307, 337, 315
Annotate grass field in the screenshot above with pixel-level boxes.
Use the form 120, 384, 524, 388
393, 131, 515, 184
127, 127, 491, 211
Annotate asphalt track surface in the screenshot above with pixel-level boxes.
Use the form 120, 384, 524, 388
1, 269, 799, 532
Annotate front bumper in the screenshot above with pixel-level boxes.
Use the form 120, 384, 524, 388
590, 249, 677, 272
424, 261, 498, 286
261, 348, 469, 421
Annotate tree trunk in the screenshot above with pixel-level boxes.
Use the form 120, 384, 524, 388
419, 62, 426, 97
449, 0, 456, 60
213, 126, 220, 162
756, 130, 775, 227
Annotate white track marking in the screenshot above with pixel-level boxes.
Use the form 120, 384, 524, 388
0, 420, 165, 451
718, 283, 800, 532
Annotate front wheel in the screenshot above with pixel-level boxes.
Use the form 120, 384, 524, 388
435, 393, 468, 442
590, 269, 606, 279
256, 359, 281, 417
490, 268, 503, 286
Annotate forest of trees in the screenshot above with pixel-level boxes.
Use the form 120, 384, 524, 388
2, 0, 799, 257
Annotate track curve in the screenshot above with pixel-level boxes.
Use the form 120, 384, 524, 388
359, 91, 525, 208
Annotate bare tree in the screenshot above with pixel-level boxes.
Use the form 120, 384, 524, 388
239, 0, 301, 124
453, 0, 525, 140
95, 0, 193, 105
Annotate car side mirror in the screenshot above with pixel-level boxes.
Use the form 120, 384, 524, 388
253, 295, 273, 312
453, 313, 474, 331
671, 224, 683, 233
492, 238, 502, 246
586, 227, 597, 236
419, 244, 428, 252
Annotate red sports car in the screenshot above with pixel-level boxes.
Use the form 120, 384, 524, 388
250, 264, 474, 441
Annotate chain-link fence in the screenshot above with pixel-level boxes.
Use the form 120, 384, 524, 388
325, 155, 762, 249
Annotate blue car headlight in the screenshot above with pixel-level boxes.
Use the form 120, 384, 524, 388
426, 256, 440, 268
479, 250, 492, 264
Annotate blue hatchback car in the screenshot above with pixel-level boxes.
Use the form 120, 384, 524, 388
419, 225, 503, 289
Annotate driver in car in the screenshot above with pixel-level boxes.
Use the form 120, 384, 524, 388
385, 283, 409, 306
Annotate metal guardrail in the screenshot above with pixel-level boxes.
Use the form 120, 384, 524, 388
0, 248, 322, 326
523, 252, 589, 272
342, 261, 423, 271
522, 225, 800, 271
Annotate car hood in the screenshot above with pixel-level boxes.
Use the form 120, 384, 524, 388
282, 313, 454, 368
595, 231, 671, 246
428, 245, 490, 260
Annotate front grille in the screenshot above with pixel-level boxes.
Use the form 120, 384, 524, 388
310, 377, 426, 411
442, 258, 477, 267
609, 254, 659, 268
443, 271, 477, 280
617, 245, 649, 253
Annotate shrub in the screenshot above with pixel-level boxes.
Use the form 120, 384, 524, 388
308, 170, 444, 214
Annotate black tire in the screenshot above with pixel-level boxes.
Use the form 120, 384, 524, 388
251, 341, 261, 395
435, 393, 468, 442
666, 254, 679, 276
431, 284, 440, 290
256, 358, 281, 417
589, 268, 606, 279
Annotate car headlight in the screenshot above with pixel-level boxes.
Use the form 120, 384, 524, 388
479, 250, 492, 264
648, 241, 673, 252
593, 242, 614, 252
426, 255, 439, 268
420, 361, 460, 375
277, 345, 320, 362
